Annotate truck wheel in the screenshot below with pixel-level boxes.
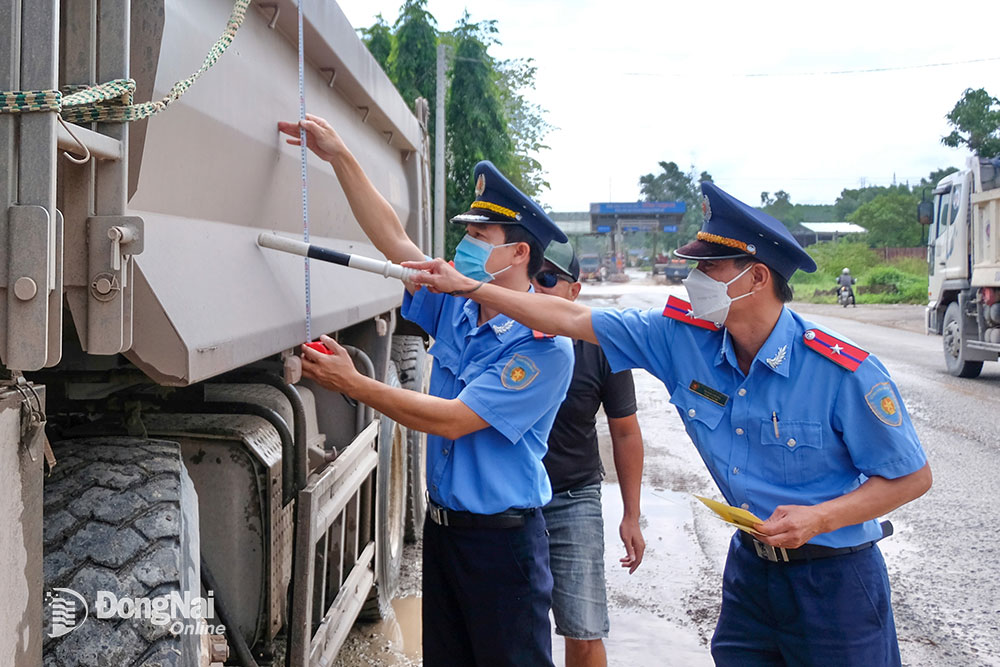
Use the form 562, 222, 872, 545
942, 302, 984, 378
392, 335, 429, 542
43, 438, 207, 666
360, 362, 408, 620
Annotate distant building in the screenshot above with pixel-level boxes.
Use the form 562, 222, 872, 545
550, 202, 687, 237
550, 211, 591, 236
796, 221, 867, 246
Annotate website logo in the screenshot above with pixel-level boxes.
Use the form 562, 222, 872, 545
46, 588, 89, 638
46, 588, 224, 638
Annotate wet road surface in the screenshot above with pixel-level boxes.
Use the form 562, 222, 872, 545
336, 276, 1000, 666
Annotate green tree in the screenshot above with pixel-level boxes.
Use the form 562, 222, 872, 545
389, 0, 438, 109
847, 191, 923, 248
358, 14, 393, 71
495, 57, 552, 199
444, 15, 513, 256
637, 161, 707, 249
942, 87, 1000, 158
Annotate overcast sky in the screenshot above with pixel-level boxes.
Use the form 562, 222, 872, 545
336, 0, 1000, 213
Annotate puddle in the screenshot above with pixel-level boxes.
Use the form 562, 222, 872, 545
370, 595, 422, 660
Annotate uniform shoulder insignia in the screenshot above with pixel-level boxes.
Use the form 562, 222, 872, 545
532, 329, 556, 339
802, 328, 869, 371
865, 382, 902, 426
661, 296, 721, 331
501, 353, 540, 390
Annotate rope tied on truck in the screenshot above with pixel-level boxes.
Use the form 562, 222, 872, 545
0, 0, 249, 122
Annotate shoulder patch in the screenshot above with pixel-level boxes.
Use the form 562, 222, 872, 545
501, 353, 540, 390
802, 329, 869, 371
865, 382, 902, 426
532, 329, 556, 339
662, 296, 721, 331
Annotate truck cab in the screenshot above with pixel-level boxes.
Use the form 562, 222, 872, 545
922, 157, 1000, 377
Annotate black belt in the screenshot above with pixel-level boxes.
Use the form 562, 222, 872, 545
427, 501, 534, 529
738, 520, 893, 563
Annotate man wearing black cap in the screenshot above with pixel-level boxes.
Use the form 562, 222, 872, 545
406, 181, 932, 666
533, 241, 645, 667
279, 114, 572, 666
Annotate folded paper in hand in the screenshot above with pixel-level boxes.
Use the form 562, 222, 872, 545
694, 495, 764, 535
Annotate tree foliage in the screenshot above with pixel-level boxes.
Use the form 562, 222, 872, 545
637, 162, 711, 249
358, 7, 552, 259
495, 57, 553, 199
847, 191, 923, 248
388, 0, 438, 114
444, 16, 513, 254
358, 14, 393, 71
942, 87, 1000, 158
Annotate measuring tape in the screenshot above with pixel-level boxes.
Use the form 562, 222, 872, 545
297, 0, 312, 342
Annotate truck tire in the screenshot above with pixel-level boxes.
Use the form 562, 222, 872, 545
43, 438, 206, 667
392, 335, 429, 542
943, 302, 984, 378
360, 363, 408, 620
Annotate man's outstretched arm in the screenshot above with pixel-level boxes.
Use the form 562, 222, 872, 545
278, 114, 424, 275
405, 258, 599, 343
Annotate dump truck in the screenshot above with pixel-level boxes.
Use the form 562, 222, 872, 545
1, 1, 431, 664
920, 156, 1000, 378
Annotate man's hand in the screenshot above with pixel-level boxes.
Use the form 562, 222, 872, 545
403, 258, 481, 295
277, 113, 347, 163
301, 334, 364, 395
754, 504, 828, 550
619, 516, 645, 574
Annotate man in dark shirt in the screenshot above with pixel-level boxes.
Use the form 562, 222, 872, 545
534, 241, 646, 667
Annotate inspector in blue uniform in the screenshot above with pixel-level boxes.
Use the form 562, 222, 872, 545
403, 161, 573, 666
589, 182, 931, 665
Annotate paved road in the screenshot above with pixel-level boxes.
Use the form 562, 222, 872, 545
337, 280, 1000, 666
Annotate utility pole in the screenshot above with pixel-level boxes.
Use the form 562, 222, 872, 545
434, 42, 446, 259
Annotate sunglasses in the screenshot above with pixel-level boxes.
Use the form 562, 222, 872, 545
535, 270, 574, 288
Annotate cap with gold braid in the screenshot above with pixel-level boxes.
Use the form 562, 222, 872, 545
675, 181, 817, 280
451, 160, 568, 249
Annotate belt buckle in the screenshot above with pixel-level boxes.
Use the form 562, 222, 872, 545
752, 538, 789, 562
429, 503, 448, 526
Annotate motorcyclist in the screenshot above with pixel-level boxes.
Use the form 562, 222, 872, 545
836, 267, 856, 306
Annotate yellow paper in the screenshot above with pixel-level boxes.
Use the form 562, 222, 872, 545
694, 495, 764, 535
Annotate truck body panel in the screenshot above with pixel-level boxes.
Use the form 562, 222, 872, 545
1, 1, 430, 663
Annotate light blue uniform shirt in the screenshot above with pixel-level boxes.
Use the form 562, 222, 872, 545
592, 305, 927, 548
402, 286, 574, 514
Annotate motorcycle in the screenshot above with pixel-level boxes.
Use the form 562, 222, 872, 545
838, 285, 855, 308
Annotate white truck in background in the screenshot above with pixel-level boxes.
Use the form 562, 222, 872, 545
920, 156, 1000, 377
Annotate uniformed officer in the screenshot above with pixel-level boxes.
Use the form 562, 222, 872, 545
280, 113, 573, 666
406, 180, 933, 666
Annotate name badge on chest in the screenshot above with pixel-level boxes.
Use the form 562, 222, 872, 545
688, 380, 729, 407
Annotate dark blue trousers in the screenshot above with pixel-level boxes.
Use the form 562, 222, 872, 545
422, 508, 554, 667
712, 533, 902, 666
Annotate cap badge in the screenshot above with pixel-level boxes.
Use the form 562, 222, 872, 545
475, 173, 486, 197
701, 195, 712, 222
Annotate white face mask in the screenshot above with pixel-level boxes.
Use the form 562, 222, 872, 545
681, 265, 754, 326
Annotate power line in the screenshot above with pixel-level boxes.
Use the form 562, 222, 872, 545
625, 55, 1000, 79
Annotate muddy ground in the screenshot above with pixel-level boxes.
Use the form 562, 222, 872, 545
334, 275, 996, 666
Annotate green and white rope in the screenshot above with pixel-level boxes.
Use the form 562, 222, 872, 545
0, 0, 249, 123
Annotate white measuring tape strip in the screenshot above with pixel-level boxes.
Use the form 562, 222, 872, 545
297, 0, 312, 342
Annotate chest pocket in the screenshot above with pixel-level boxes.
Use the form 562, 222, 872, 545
757, 420, 824, 486
429, 339, 461, 376
669, 384, 727, 432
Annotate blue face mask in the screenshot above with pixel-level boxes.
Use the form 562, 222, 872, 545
453, 234, 516, 282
